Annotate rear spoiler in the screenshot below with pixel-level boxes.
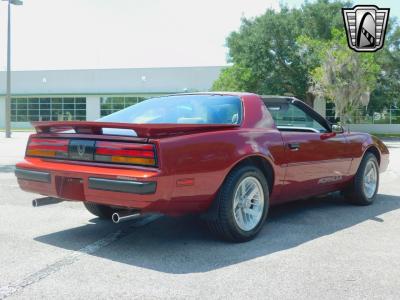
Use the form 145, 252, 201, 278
31, 121, 240, 138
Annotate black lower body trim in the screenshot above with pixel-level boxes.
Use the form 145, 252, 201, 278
88, 177, 156, 195
15, 168, 51, 183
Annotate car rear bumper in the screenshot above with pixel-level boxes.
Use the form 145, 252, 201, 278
88, 177, 156, 195
15, 157, 215, 215
15, 168, 51, 183
15, 168, 157, 195
15, 158, 169, 212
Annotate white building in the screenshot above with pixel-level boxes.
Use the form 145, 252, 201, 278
0, 66, 223, 128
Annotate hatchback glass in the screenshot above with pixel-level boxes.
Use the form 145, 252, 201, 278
99, 95, 242, 124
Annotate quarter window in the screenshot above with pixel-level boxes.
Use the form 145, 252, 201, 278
265, 102, 327, 133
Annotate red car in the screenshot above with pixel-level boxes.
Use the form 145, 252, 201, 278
15, 93, 389, 242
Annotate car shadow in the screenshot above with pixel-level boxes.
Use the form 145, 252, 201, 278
34, 193, 400, 274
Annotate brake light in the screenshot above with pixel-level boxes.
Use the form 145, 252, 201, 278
26, 138, 69, 158
95, 141, 156, 166
25, 138, 157, 167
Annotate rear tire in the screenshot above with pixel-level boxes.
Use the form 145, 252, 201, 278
343, 152, 379, 206
206, 165, 269, 242
83, 202, 115, 219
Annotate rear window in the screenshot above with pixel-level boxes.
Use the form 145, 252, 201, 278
99, 95, 242, 124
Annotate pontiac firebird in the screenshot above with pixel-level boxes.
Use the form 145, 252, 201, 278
15, 93, 389, 242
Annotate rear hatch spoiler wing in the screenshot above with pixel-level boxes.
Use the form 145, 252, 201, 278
31, 121, 240, 138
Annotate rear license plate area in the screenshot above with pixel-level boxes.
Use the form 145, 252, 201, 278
56, 176, 85, 200
69, 140, 96, 161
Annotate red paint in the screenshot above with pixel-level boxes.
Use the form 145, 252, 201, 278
320, 132, 336, 140
16, 93, 389, 216
32, 121, 239, 137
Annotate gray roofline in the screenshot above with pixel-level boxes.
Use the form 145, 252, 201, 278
5, 65, 226, 74
0, 66, 223, 95
0, 92, 179, 97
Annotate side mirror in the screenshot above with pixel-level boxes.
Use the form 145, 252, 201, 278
331, 124, 344, 134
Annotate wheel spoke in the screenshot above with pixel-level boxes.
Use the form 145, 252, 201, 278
239, 183, 245, 198
242, 182, 254, 198
363, 160, 377, 199
232, 176, 265, 231
235, 208, 242, 223
246, 188, 258, 202
244, 208, 259, 217
241, 209, 247, 223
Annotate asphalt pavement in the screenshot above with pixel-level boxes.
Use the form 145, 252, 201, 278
0, 132, 399, 299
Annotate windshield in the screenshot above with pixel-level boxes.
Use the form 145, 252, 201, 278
99, 95, 242, 124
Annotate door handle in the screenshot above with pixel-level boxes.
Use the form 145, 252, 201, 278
288, 143, 300, 151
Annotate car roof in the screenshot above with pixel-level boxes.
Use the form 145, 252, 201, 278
261, 95, 296, 102
161, 92, 259, 97
163, 93, 301, 101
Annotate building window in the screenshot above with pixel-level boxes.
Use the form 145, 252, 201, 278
100, 96, 148, 117
11, 97, 86, 122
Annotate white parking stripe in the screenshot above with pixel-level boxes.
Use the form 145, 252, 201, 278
0, 214, 160, 299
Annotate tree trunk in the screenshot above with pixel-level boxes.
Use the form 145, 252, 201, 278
304, 92, 316, 107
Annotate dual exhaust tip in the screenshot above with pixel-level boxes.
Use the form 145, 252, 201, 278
32, 197, 141, 224
32, 197, 63, 207
111, 211, 141, 224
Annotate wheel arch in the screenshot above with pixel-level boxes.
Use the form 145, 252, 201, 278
364, 145, 381, 165
202, 154, 274, 222
228, 155, 275, 195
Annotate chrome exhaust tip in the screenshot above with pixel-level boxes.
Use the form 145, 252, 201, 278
112, 211, 141, 224
32, 197, 63, 207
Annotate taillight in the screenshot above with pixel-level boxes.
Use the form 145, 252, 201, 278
25, 138, 157, 167
26, 138, 69, 158
94, 141, 157, 166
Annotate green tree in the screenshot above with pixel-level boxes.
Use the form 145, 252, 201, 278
212, 0, 349, 105
300, 29, 380, 124
212, 64, 256, 91
369, 21, 400, 112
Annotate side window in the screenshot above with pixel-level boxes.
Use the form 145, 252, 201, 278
266, 102, 327, 133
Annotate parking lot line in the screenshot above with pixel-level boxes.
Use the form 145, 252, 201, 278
0, 215, 160, 300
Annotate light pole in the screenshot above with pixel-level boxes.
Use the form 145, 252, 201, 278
3, 0, 23, 138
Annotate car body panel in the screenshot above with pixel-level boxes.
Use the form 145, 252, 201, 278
15, 92, 389, 215
279, 131, 353, 201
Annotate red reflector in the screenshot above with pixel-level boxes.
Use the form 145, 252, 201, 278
176, 178, 195, 187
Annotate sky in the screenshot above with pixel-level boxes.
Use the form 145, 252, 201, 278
0, 0, 397, 71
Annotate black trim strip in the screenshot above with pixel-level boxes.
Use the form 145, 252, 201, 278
88, 177, 156, 195
15, 168, 51, 183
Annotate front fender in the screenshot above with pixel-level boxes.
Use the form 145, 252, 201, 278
347, 132, 389, 175
370, 135, 390, 172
